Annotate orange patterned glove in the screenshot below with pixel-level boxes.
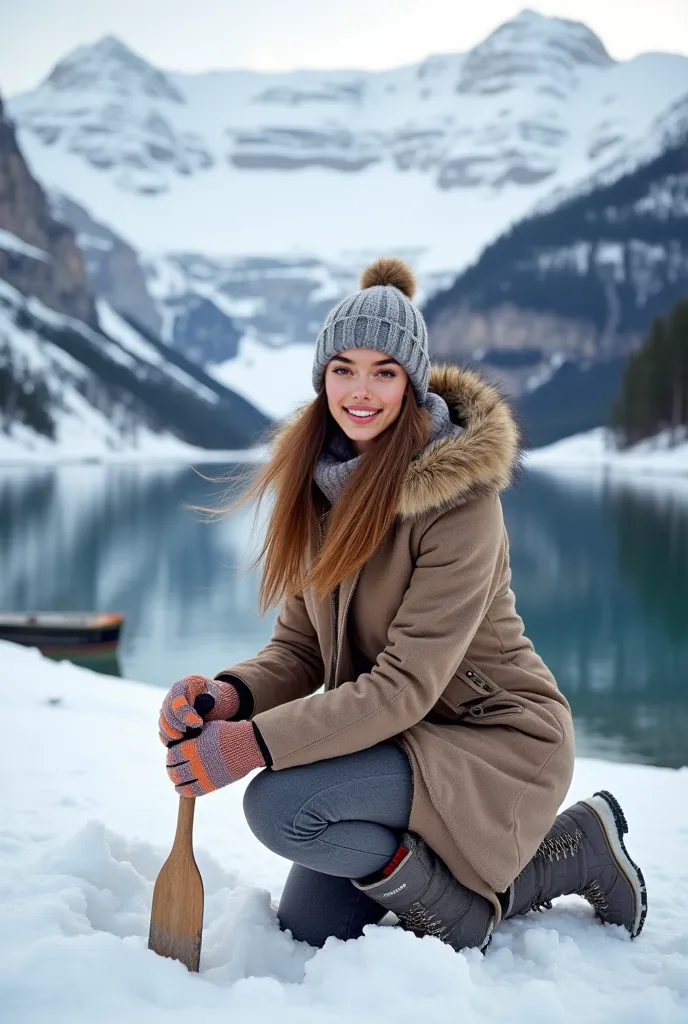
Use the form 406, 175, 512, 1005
158, 674, 240, 746
165, 720, 265, 797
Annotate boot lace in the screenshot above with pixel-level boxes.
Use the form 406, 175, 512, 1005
538, 826, 583, 862
580, 879, 609, 916
398, 903, 449, 940
529, 825, 584, 912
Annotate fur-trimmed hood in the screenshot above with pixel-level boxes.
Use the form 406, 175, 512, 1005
397, 364, 521, 519
272, 362, 521, 520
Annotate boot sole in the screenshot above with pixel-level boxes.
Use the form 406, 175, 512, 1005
583, 790, 648, 939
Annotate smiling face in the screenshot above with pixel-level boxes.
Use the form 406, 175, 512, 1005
324, 348, 409, 455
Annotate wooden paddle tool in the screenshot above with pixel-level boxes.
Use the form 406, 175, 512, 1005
148, 693, 214, 972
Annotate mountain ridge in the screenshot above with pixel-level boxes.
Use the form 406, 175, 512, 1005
9, 13, 687, 271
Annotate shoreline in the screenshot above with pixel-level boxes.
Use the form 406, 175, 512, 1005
2, 428, 687, 478
0, 445, 271, 467
524, 427, 688, 480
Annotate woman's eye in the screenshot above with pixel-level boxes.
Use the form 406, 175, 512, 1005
332, 367, 395, 378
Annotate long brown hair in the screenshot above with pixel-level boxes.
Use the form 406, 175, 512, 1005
197, 377, 432, 615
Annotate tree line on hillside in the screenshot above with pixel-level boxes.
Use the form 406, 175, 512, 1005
611, 298, 688, 448
0, 337, 55, 438
423, 137, 688, 340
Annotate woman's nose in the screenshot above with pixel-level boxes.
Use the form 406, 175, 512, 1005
351, 376, 371, 398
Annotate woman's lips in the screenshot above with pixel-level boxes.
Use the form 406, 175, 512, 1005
343, 408, 381, 424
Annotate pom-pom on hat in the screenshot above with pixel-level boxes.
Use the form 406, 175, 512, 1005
312, 256, 430, 403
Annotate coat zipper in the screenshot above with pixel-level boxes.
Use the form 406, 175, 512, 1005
318, 510, 364, 690
318, 512, 337, 689
329, 583, 339, 690
331, 565, 363, 688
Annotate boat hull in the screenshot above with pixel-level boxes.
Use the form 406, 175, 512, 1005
0, 613, 124, 657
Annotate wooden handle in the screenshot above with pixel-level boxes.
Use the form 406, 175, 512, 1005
173, 795, 196, 850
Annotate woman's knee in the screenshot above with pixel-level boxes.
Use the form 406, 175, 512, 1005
243, 767, 300, 856
243, 769, 279, 841
243, 760, 347, 861
242, 743, 413, 860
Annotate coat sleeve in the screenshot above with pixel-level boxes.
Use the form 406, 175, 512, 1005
214, 590, 325, 716
252, 492, 506, 770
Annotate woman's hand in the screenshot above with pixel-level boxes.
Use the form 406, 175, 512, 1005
165, 720, 265, 796
158, 674, 240, 746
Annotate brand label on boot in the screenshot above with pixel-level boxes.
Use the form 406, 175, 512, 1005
380, 883, 407, 898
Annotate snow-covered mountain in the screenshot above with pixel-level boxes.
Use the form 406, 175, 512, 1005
0, 95, 272, 457
423, 128, 688, 446
8, 10, 688, 275
0, 275, 273, 458
4, 10, 688, 442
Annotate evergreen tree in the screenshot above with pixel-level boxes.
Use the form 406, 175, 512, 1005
0, 338, 56, 439
612, 298, 688, 448
667, 300, 688, 436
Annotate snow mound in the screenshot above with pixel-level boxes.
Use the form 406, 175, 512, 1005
527, 427, 688, 478
2, 639, 687, 1022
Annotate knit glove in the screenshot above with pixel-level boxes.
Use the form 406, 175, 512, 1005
158, 674, 240, 746
165, 720, 265, 797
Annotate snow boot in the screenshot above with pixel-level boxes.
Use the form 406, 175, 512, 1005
503, 790, 647, 938
352, 831, 494, 952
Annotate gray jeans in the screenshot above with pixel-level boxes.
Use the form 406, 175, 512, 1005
242, 741, 413, 947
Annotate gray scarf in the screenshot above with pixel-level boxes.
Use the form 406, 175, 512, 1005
313, 391, 463, 507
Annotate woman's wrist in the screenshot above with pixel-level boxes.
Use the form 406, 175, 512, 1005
219, 719, 266, 779
212, 673, 255, 719
251, 722, 272, 767
205, 679, 241, 720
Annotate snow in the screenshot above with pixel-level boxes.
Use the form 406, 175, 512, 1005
527, 427, 688, 478
14, 138, 531, 274
0, 430, 269, 466
0, 280, 271, 463
531, 73, 688, 217
96, 299, 220, 404
76, 232, 114, 252
2, 638, 687, 1022
0, 413, 270, 464
0, 228, 50, 262
209, 331, 317, 419
0, 280, 143, 457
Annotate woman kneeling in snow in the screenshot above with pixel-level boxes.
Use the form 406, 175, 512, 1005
159, 257, 647, 952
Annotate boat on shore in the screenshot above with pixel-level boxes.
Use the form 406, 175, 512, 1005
0, 612, 124, 658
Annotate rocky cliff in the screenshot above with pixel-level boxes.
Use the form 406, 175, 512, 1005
0, 94, 97, 326
50, 191, 162, 335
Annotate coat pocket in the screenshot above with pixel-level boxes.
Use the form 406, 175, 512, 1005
464, 695, 524, 721
431, 658, 513, 721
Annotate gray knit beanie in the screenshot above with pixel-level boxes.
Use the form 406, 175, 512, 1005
312, 257, 430, 403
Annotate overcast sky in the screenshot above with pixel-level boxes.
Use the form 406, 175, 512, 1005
1, 0, 687, 96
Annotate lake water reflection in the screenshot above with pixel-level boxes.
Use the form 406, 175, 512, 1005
1, 462, 686, 768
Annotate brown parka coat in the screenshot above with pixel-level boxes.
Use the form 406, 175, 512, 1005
216, 364, 575, 924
